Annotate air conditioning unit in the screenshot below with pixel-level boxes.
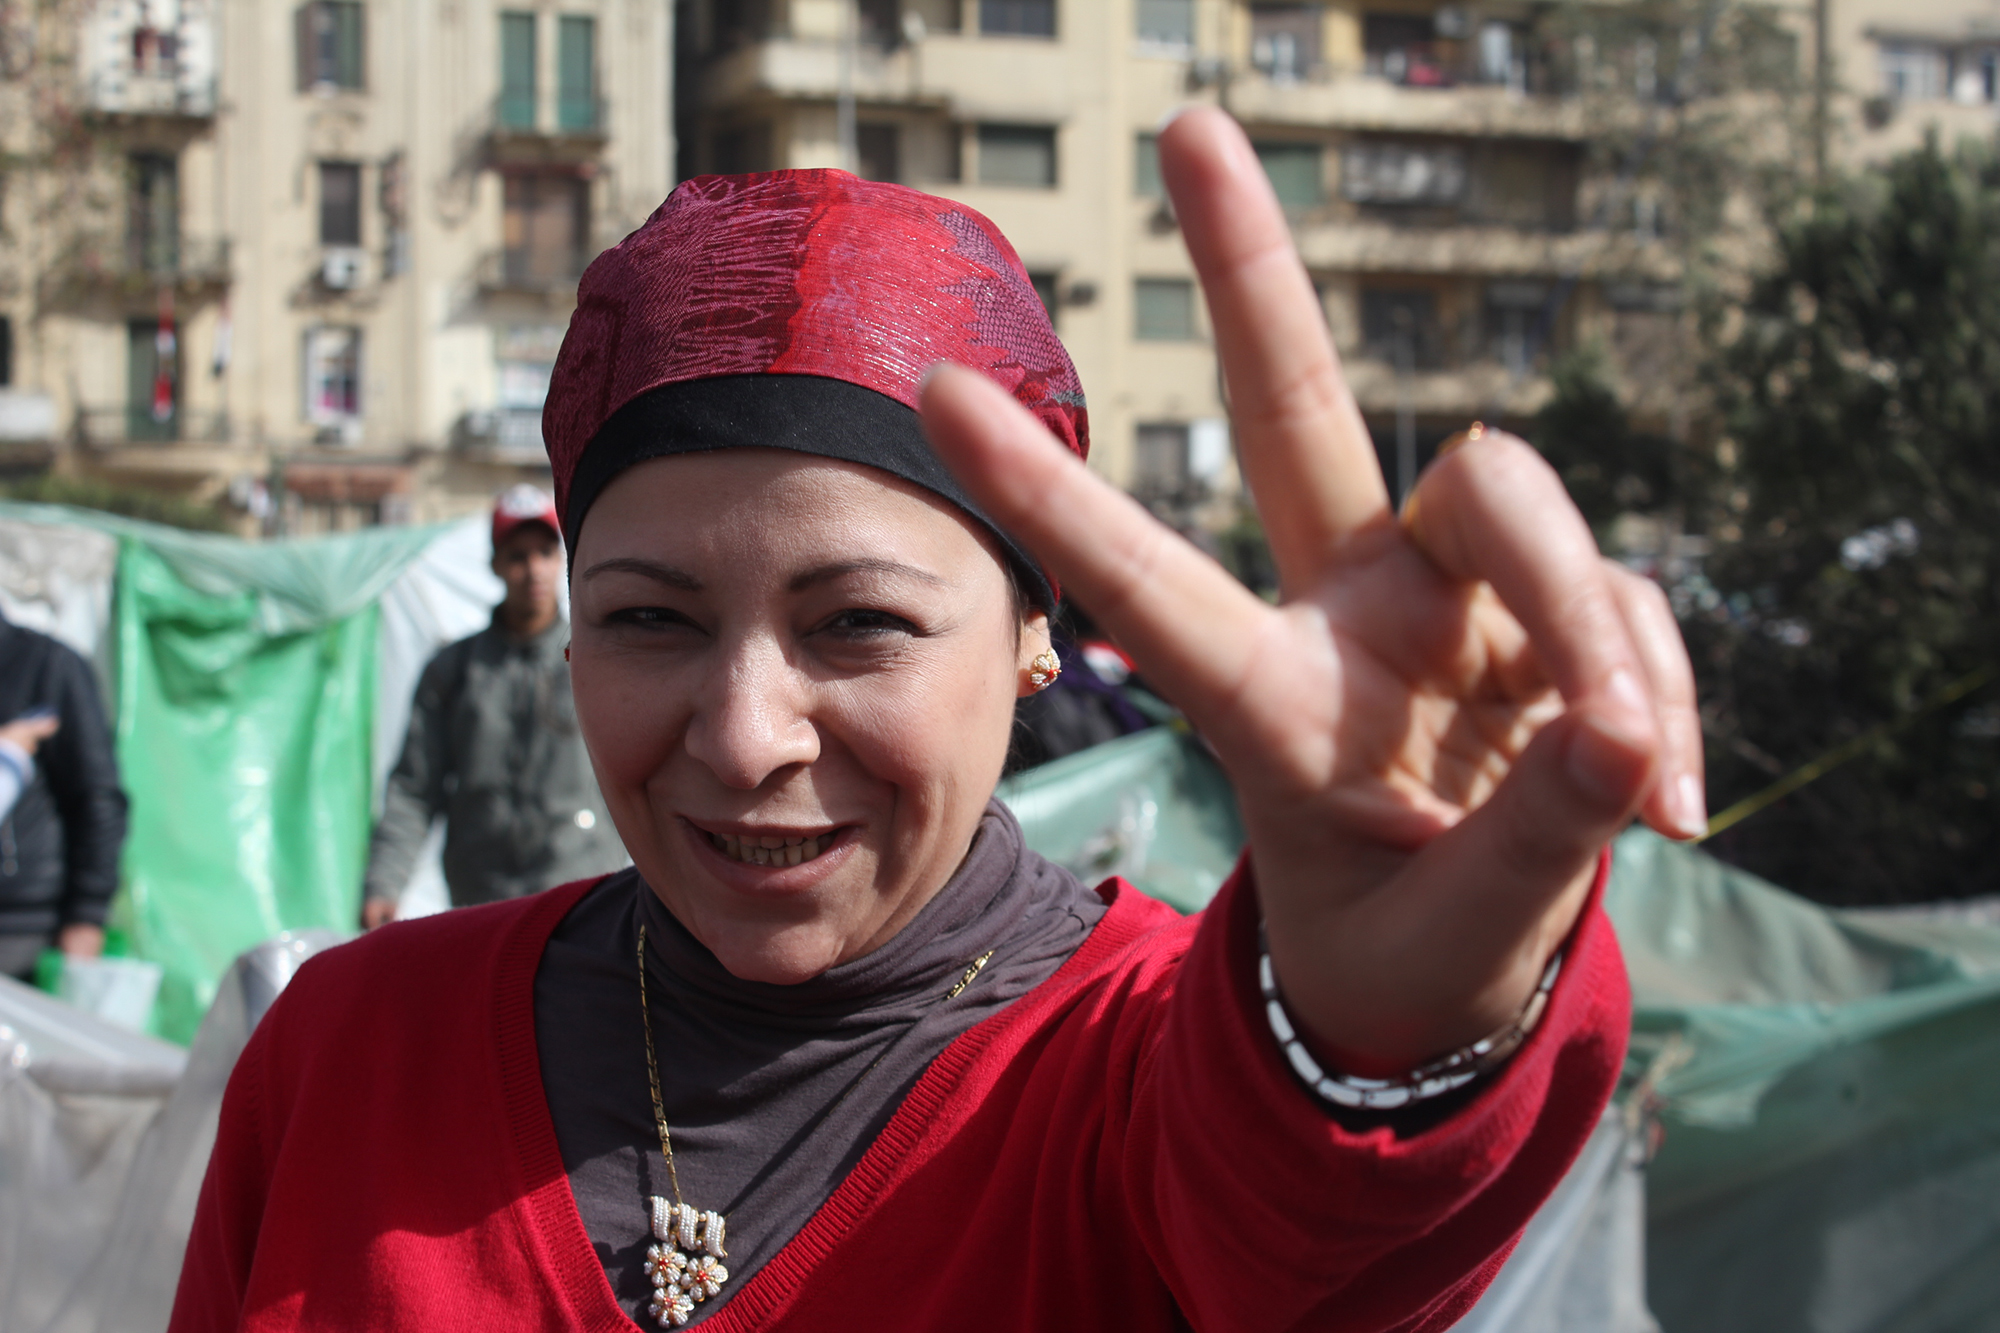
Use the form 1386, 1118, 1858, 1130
321, 248, 365, 290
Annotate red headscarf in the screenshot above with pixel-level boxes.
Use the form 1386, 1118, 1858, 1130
542, 170, 1089, 546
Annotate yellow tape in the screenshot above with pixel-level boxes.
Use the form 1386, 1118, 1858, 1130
1699, 664, 1997, 842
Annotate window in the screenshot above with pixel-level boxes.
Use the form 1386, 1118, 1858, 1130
304, 326, 362, 426
978, 124, 1056, 187
502, 173, 589, 286
1254, 141, 1322, 208
296, 1, 365, 91
500, 11, 537, 129
128, 153, 179, 274
1029, 272, 1059, 322
127, 320, 178, 441
981, 0, 1054, 37
1485, 281, 1547, 376
1881, 42, 1947, 100
858, 122, 901, 182
1137, 0, 1194, 48
1135, 132, 1162, 197
1476, 21, 1523, 87
0, 317, 10, 386
858, 0, 904, 44
1135, 278, 1195, 341
1363, 12, 1447, 86
1360, 288, 1443, 368
712, 123, 774, 174
1341, 141, 1466, 205
1251, 5, 1321, 82
318, 161, 362, 246
557, 15, 597, 131
1134, 423, 1190, 494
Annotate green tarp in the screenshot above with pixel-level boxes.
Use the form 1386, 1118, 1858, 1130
1611, 832, 2000, 1333
110, 543, 380, 1042
0, 503, 446, 1042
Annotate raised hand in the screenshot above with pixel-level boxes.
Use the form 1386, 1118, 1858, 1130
922, 107, 1701, 1072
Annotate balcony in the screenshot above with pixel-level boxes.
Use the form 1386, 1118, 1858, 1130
454, 409, 547, 465
75, 406, 233, 449
1290, 218, 1670, 280
86, 69, 217, 119
486, 94, 609, 166
57, 234, 231, 298
1229, 70, 1591, 141
696, 33, 1071, 120
474, 249, 587, 298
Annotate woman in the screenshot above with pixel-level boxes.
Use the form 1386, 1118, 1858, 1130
169, 110, 1701, 1332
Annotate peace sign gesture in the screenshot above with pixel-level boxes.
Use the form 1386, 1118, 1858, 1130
923, 108, 1703, 1073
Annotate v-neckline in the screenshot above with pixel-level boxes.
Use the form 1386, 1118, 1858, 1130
492, 874, 1156, 1332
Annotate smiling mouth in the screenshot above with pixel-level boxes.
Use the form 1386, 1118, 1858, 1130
705, 830, 837, 867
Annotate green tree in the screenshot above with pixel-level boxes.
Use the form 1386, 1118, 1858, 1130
1530, 346, 1687, 532
1688, 135, 2000, 904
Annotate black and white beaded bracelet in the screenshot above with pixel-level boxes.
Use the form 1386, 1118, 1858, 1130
1258, 927, 1564, 1111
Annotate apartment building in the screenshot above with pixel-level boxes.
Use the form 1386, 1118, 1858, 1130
676, 0, 2000, 517
3, 0, 1994, 535
0, 0, 672, 531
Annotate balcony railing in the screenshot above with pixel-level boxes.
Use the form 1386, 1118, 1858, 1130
61, 233, 231, 290
490, 93, 607, 138
86, 70, 217, 118
75, 407, 233, 448
454, 408, 546, 463
474, 248, 587, 296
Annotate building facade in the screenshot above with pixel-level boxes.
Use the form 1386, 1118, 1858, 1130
0, 0, 672, 532
675, 0, 2000, 524
2, 0, 1995, 535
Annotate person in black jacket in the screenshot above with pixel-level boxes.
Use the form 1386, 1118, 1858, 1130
0, 611, 129, 980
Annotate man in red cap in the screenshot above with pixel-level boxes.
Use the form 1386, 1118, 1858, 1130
359, 485, 625, 928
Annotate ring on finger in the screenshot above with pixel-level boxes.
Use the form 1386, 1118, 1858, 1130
1398, 420, 1487, 559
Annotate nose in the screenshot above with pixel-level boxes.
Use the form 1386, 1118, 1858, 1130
682, 631, 821, 790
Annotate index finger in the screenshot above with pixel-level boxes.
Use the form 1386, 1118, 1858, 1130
1160, 108, 1391, 589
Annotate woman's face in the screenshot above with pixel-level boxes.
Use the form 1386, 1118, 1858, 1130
569, 449, 1050, 984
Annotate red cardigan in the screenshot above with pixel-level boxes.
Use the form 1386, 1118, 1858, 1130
168, 860, 1628, 1333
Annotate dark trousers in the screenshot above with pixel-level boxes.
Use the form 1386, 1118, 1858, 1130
0, 932, 50, 982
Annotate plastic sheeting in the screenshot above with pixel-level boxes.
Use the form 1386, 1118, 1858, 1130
0, 516, 118, 666
109, 539, 381, 1043
0, 974, 185, 1333
1611, 831, 2000, 1333
997, 723, 1245, 913
0, 503, 504, 1037
0, 934, 342, 1333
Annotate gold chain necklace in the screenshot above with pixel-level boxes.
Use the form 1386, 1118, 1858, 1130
635, 924, 994, 1327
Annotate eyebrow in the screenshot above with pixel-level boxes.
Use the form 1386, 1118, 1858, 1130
787, 559, 946, 592
578, 556, 946, 593
578, 557, 703, 590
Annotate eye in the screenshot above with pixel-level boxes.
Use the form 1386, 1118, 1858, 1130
818, 608, 919, 639
604, 605, 701, 631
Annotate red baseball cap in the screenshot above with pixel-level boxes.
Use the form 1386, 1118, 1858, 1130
491, 484, 562, 549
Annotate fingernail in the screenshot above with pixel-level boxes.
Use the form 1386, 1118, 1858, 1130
1670, 773, 1708, 840
919, 361, 948, 390
1157, 104, 1195, 133
1567, 712, 1649, 808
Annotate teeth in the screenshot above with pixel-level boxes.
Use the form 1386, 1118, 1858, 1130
708, 831, 831, 866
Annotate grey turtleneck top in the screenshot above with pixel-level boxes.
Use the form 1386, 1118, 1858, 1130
532, 802, 1107, 1326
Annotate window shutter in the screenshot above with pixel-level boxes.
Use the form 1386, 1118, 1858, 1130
295, 3, 315, 91
338, 1, 365, 90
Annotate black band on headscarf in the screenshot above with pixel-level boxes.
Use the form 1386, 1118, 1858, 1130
564, 374, 1055, 610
